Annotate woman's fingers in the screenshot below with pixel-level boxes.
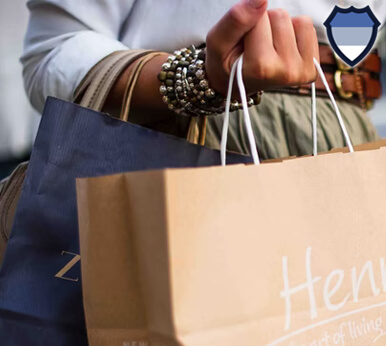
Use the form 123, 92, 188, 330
243, 9, 320, 88
244, 10, 274, 60
206, 0, 267, 62
206, 0, 268, 94
268, 9, 299, 60
206, 3, 321, 94
292, 16, 316, 60
241, 10, 276, 89
292, 16, 319, 82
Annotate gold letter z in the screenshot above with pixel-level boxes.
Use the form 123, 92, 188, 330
55, 251, 81, 282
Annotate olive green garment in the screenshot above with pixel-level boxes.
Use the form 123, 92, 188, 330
127, 92, 379, 161
204, 93, 380, 160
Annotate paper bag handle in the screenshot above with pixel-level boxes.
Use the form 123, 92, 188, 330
76, 50, 154, 112
311, 58, 354, 155
221, 57, 354, 166
119, 52, 164, 121
221, 55, 260, 166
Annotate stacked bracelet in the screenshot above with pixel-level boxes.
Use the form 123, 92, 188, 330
158, 46, 262, 117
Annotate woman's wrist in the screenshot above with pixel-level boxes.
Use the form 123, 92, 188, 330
105, 52, 172, 114
105, 47, 262, 119
130, 53, 170, 110
158, 46, 262, 117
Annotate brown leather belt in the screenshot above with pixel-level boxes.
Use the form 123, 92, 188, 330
269, 44, 382, 109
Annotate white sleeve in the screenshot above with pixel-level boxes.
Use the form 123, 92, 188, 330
21, 0, 135, 113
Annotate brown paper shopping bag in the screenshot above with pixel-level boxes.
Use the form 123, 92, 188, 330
77, 56, 386, 346
77, 144, 386, 346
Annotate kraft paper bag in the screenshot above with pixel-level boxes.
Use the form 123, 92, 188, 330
77, 145, 386, 346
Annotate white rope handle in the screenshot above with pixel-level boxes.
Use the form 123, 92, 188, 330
311, 58, 354, 155
312, 82, 317, 157
221, 56, 354, 165
221, 56, 240, 166
221, 55, 260, 166
237, 56, 260, 165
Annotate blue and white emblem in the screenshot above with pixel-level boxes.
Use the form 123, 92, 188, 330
324, 6, 380, 67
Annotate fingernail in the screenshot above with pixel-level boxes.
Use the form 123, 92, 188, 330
246, 0, 265, 9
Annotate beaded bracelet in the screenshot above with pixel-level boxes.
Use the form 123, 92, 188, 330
158, 46, 262, 117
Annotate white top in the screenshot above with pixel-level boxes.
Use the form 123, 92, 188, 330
0, 0, 40, 159
22, 0, 386, 113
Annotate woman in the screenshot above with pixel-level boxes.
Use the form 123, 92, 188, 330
21, 0, 386, 159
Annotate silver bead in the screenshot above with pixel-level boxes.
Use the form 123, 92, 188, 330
161, 63, 171, 71
248, 97, 254, 107
162, 96, 169, 104
188, 64, 195, 71
193, 89, 199, 95
187, 77, 193, 83
176, 86, 183, 93
199, 80, 209, 89
231, 101, 239, 110
167, 86, 174, 93
172, 61, 179, 68
177, 67, 183, 73
195, 60, 204, 69
174, 50, 182, 56
205, 88, 216, 99
159, 85, 168, 96
189, 83, 195, 89
167, 55, 176, 62
195, 69, 205, 79
199, 91, 205, 96
176, 79, 183, 86
176, 73, 182, 79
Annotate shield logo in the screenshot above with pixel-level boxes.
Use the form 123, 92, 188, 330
324, 6, 380, 67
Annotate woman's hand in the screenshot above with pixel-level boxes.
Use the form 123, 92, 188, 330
205, 0, 320, 96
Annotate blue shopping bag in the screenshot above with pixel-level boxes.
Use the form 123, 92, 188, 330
0, 97, 252, 345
